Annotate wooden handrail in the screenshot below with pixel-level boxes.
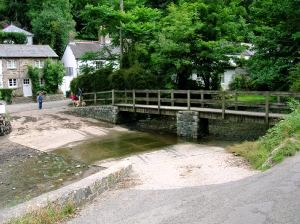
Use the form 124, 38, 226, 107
81, 89, 300, 120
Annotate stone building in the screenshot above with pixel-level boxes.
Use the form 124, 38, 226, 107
0, 44, 58, 97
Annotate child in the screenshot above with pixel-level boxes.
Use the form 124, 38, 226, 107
37, 92, 43, 110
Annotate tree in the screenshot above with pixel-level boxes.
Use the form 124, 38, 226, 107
0, 0, 30, 28
247, 0, 300, 90
28, 0, 75, 57
43, 59, 65, 93
151, 0, 248, 89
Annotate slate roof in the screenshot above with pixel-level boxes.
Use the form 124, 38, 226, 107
3, 24, 33, 36
0, 44, 58, 58
69, 42, 120, 59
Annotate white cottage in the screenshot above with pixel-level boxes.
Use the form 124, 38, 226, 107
60, 40, 119, 95
221, 46, 255, 90
3, 24, 34, 45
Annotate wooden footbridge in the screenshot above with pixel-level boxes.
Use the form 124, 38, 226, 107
82, 90, 300, 125
78, 90, 300, 138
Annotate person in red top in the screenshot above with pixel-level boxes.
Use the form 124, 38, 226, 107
70, 92, 79, 106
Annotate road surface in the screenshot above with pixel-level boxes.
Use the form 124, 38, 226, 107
6, 100, 70, 113
69, 154, 300, 224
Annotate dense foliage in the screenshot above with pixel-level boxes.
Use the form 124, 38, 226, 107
229, 75, 253, 91
43, 59, 65, 94
247, 0, 300, 91
0, 0, 298, 91
0, 88, 13, 104
27, 65, 42, 95
27, 60, 65, 95
0, 31, 27, 44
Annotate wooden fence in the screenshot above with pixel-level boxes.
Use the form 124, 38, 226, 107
82, 90, 300, 122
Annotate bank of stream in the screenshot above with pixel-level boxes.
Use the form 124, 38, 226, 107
0, 114, 267, 210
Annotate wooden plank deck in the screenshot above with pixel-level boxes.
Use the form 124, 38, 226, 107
115, 104, 284, 119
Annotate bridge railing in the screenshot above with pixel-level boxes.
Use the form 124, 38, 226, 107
82, 90, 300, 123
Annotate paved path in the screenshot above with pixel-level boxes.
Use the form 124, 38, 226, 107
6, 100, 70, 113
69, 154, 300, 224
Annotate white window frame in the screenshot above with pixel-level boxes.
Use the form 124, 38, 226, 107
34, 60, 44, 68
23, 79, 30, 85
8, 78, 17, 88
7, 60, 16, 69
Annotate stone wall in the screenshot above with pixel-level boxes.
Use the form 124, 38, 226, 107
177, 111, 208, 139
0, 162, 132, 223
135, 115, 177, 134
0, 114, 12, 136
71, 106, 128, 124
2, 58, 56, 96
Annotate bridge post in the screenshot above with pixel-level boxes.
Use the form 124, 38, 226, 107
177, 111, 209, 139
158, 90, 161, 114
133, 90, 136, 111
265, 91, 270, 127
112, 89, 115, 105
146, 90, 149, 105
187, 90, 191, 110
171, 89, 174, 106
222, 91, 225, 119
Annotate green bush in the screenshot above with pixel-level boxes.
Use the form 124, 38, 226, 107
229, 75, 253, 91
0, 89, 13, 104
0, 31, 27, 44
70, 67, 112, 93
70, 64, 158, 97
28, 65, 42, 96
43, 59, 65, 94
228, 100, 300, 170
109, 64, 157, 90
289, 63, 300, 92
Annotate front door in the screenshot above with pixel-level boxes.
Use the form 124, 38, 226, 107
23, 79, 32, 97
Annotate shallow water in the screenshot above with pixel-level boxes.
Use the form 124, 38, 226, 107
0, 128, 241, 210
53, 131, 180, 165
0, 151, 100, 209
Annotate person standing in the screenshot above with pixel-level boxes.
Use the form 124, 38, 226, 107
37, 92, 43, 110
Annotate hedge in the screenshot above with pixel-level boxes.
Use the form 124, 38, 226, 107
0, 89, 13, 104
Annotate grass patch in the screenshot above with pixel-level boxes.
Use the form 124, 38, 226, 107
228, 101, 300, 170
7, 202, 75, 224
237, 95, 266, 103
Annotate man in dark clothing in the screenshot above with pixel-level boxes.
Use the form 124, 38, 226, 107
37, 92, 43, 110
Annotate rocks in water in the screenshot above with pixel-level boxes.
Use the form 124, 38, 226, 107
0, 114, 12, 136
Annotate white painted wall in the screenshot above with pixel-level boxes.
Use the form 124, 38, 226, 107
60, 45, 78, 95
0, 60, 3, 88
27, 36, 33, 45
221, 69, 236, 90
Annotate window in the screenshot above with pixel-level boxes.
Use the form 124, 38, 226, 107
95, 61, 104, 69
8, 79, 17, 87
7, 60, 16, 69
66, 67, 74, 76
39, 78, 45, 86
34, 60, 44, 68
23, 79, 30, 85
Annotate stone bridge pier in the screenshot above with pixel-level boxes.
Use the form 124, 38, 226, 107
176, 111, 209, 139
72, 106, 210, 139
